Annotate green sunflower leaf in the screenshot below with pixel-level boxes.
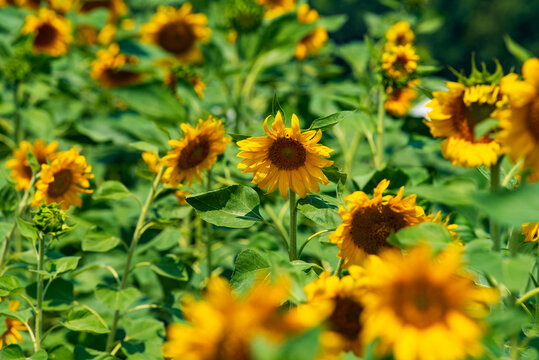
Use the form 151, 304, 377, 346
92, 181, 131, 201
62, 309, 109, 334
297, 195, 341, 229
308, 111, 356, 132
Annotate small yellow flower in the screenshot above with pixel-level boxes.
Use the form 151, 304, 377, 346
121, 18, 135, 30
330, 179, 425, 268
257, 0, 296, 19
381, 44, 419, 79
385, 85, 418, 117
190, 76, 206, 99
0, 298, 27, 350
161, 116, 230, 186
21, 8, 72, 57
522, 222, 539, 242
90, 43, 142, 88
360, 244, 498, 360
32, 147, 94, 210
294, 4, 328, 60
97, 23, 116, 45
385, 21, 414, 49
426, 82, 503, 168
496, 58, 539, 178
140, 3, 211, 63
237, 112, 334, 198
6, 139, 58, 191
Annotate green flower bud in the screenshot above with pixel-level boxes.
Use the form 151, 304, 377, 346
225, 0, 264, 33
32, 203, 67, 235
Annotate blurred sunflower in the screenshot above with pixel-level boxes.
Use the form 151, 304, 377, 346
522, 222, 539, 242
329, 179, 425, 268
304, 270, 365, 357
142, 151, 161, 173
381, 44, 419, 79
360, 244, 498, 360
385, 85, 418, 117
140, 3, 211, 63
47, 0, 72, 13
497, 58, 539, 177
75, 24, 98, 44
425, 210, 460, 240
77, 0, 126, 17
91, 43, 142, 88
14, 0, 41, 10
97, 23, 116, 44
21, 8, 72, 57
6, 139, 58, 191
161, 116, 230, 186
385, 21, 414, 49
190, 75, 206, 99
0, 298, 27, 349
32, 147, 94, 209
257, 0, 296, 19
237, 112, 334, 198
426, 82, 503, 168
175, 189, 191, 205
295, 4, 328, 60
162, 277, 302, 360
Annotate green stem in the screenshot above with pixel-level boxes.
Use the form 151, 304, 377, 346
490, 159, 502, 251
536, 245, 539, 327
35, 233, 45, 351
509, 229, 520, 257
0, 174, 36, 271
206, 169, 213, 278
511, 335, 519, 360
334, 258, 343, 277
13, 80, 22, 144
105, 167, 164, 352
288, 191, 298, 261
374, 86, 386, 170
298, 230, 330, 257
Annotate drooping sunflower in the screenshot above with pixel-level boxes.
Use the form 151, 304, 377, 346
329, 179, 425, 268
360, 244, 498, 360
257, 0, 296, 19
294, 4, 328, 61
237, 112, 334, 198
304, 270, 366, 358
6, 139, 58, 191
0, 298, 28, 349
140, 3, 211, 63
90, 43, 142, 88
385, 85, 418, 117
32, 147, 94, 209
162, 276, 309, 360
381, 44, 419, 79
385, 21, 414, 49
21, 8, 72, 57
426, 82, 503, 168
522, 222, 539, 242
496, 58, 539, 177
161, 116, 230, 186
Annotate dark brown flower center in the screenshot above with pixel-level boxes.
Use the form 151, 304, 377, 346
349, 204, 407, 255
268, 137, 307, 170
527, 98, 539, 141
103, 69, 141, 87
26, 0, 41, 10
35, 23, 58, 48
47, 169, 73, 197
390, 277, 453, 328
157, 20, 195, 55
80, 0, 111, 12
395, 34, 407, 45
178, 137, 210, 169
213, 338, 251, 360
328, 296, 363, 340
393, 54, 409, 72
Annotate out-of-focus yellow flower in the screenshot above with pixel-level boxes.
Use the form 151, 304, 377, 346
32, 147, 94, 209
385, 21, 414, 49
257, 0, 296, 19
0, 298, 27, 350
237, 112, 334, 198
77, 0, 127, 18
161, 116, 230, 186
91, 43, 142, 88
382, 44, 419, 79
140, 3, 211, 63
523, 222, 539, 242
47, 0, 72, 13
97, 23, 116, 44
6, 139, 58, 191
190, 76, 206, 99
121, 18, 135, 30
426, 82, 503, 168
14, 0, 41, 10
385, 85, 418, 117
75, 24, 98, 44
22, 8, 72, 56
294, 4, 328, 60
175, 189, 191, 205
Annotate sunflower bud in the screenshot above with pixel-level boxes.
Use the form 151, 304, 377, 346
225, 0, 264, 33
32, 202, 67, 235
2, 47, 32, 82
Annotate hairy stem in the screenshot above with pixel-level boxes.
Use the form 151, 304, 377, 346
374, 85, 386, 170
288, 191, 298, 261
35, 233, 45, 351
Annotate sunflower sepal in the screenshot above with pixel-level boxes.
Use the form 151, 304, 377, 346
32, 202, 69, 236
449, 58, 505, 86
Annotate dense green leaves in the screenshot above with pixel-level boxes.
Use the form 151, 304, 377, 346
63, 309, 109, 334
297, 195, 341, 229
95, 285, 140, 311
308, 111, 356, 132
231, 249, 271, 294
82, 231, 121, 252
92, 181, 131, 201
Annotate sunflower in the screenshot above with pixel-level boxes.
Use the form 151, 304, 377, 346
522, 222, 539, 242
496, 58, 539, 177
360, 244, 498, 360
294, 4, 328, 60
426, 82, 503, 168
329, 179, 425, 268
381, 44, 419, 79
97, 23, 116, 44
90, 43, 142, 88
77, 0, 126, 17
237, 112, 334, 198
425, 210, 460, 240
190, 76, 206, 99
385, 85, 418, 117
14, 0, 41, 9
385, 21, 414, 49
257, 0, 296, 19
161, 116, 230, 186
6, 139, 58, 191
162, 276, 307, 360
32, 147, 94, 209
140, 3, 211, 63
304, 270, 366, 357
0, 298, 27, 349
21, 8, 72, 57
47, 0, 72, 13
142, 151, 161, 173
